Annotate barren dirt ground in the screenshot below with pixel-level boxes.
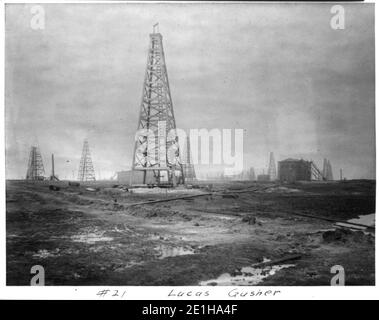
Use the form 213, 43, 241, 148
6, 179, 375, 285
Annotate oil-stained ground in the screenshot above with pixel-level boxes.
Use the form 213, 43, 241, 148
6, 179, 375, 285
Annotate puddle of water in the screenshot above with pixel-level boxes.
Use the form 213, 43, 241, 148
33, 249, 61, 259
348, 214, 375, 227
71, 233, 114, 244
155, 245, 195, 259
199, 263, 295, 286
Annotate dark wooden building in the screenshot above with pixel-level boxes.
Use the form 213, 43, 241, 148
278, 158, 312, 182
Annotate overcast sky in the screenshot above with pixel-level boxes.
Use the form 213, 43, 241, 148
5, 3, 375, 179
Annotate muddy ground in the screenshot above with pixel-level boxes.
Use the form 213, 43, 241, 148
6, 179, 375, 285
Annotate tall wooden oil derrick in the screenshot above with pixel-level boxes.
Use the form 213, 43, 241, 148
49, 154, 59, 181
268, 152, 277, 181
322, 158, 328, 180
78, 139, 96, 181
131, 24, 184, 186
323, 158, 333, 181
182, 136, 196, 182
26, 146, 45, 180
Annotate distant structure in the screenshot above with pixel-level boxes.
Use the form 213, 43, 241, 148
278, 158, 328, 182
257, 174, 270, 181
131, 24, 184, 186
249, 167, 256, 180
49, 154, 59, 181
322, 158, 333, 181
322, 159, 328, 179
78, 140, 96, 181
268, 152, 277, 181
182, 136, 197, 182
327, 160, 333, 180
234, 169, 249, 181
26, 146, 45, 180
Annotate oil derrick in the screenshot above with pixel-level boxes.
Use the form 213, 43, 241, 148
49, 154, 59, 181
26, 146, 45, 180
268, 152, 277, 181
322, 158, 328, 179
131, 24, 184, 186
322, 158, 333, 181
326, 160, 333, 180
182, 136, 196, 182
78, 139, 96, 181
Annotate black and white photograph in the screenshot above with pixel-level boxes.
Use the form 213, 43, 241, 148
2, 1, 376, 293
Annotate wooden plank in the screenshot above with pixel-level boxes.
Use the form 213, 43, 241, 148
250, 254, 302, 268
289, 212, 375, 230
